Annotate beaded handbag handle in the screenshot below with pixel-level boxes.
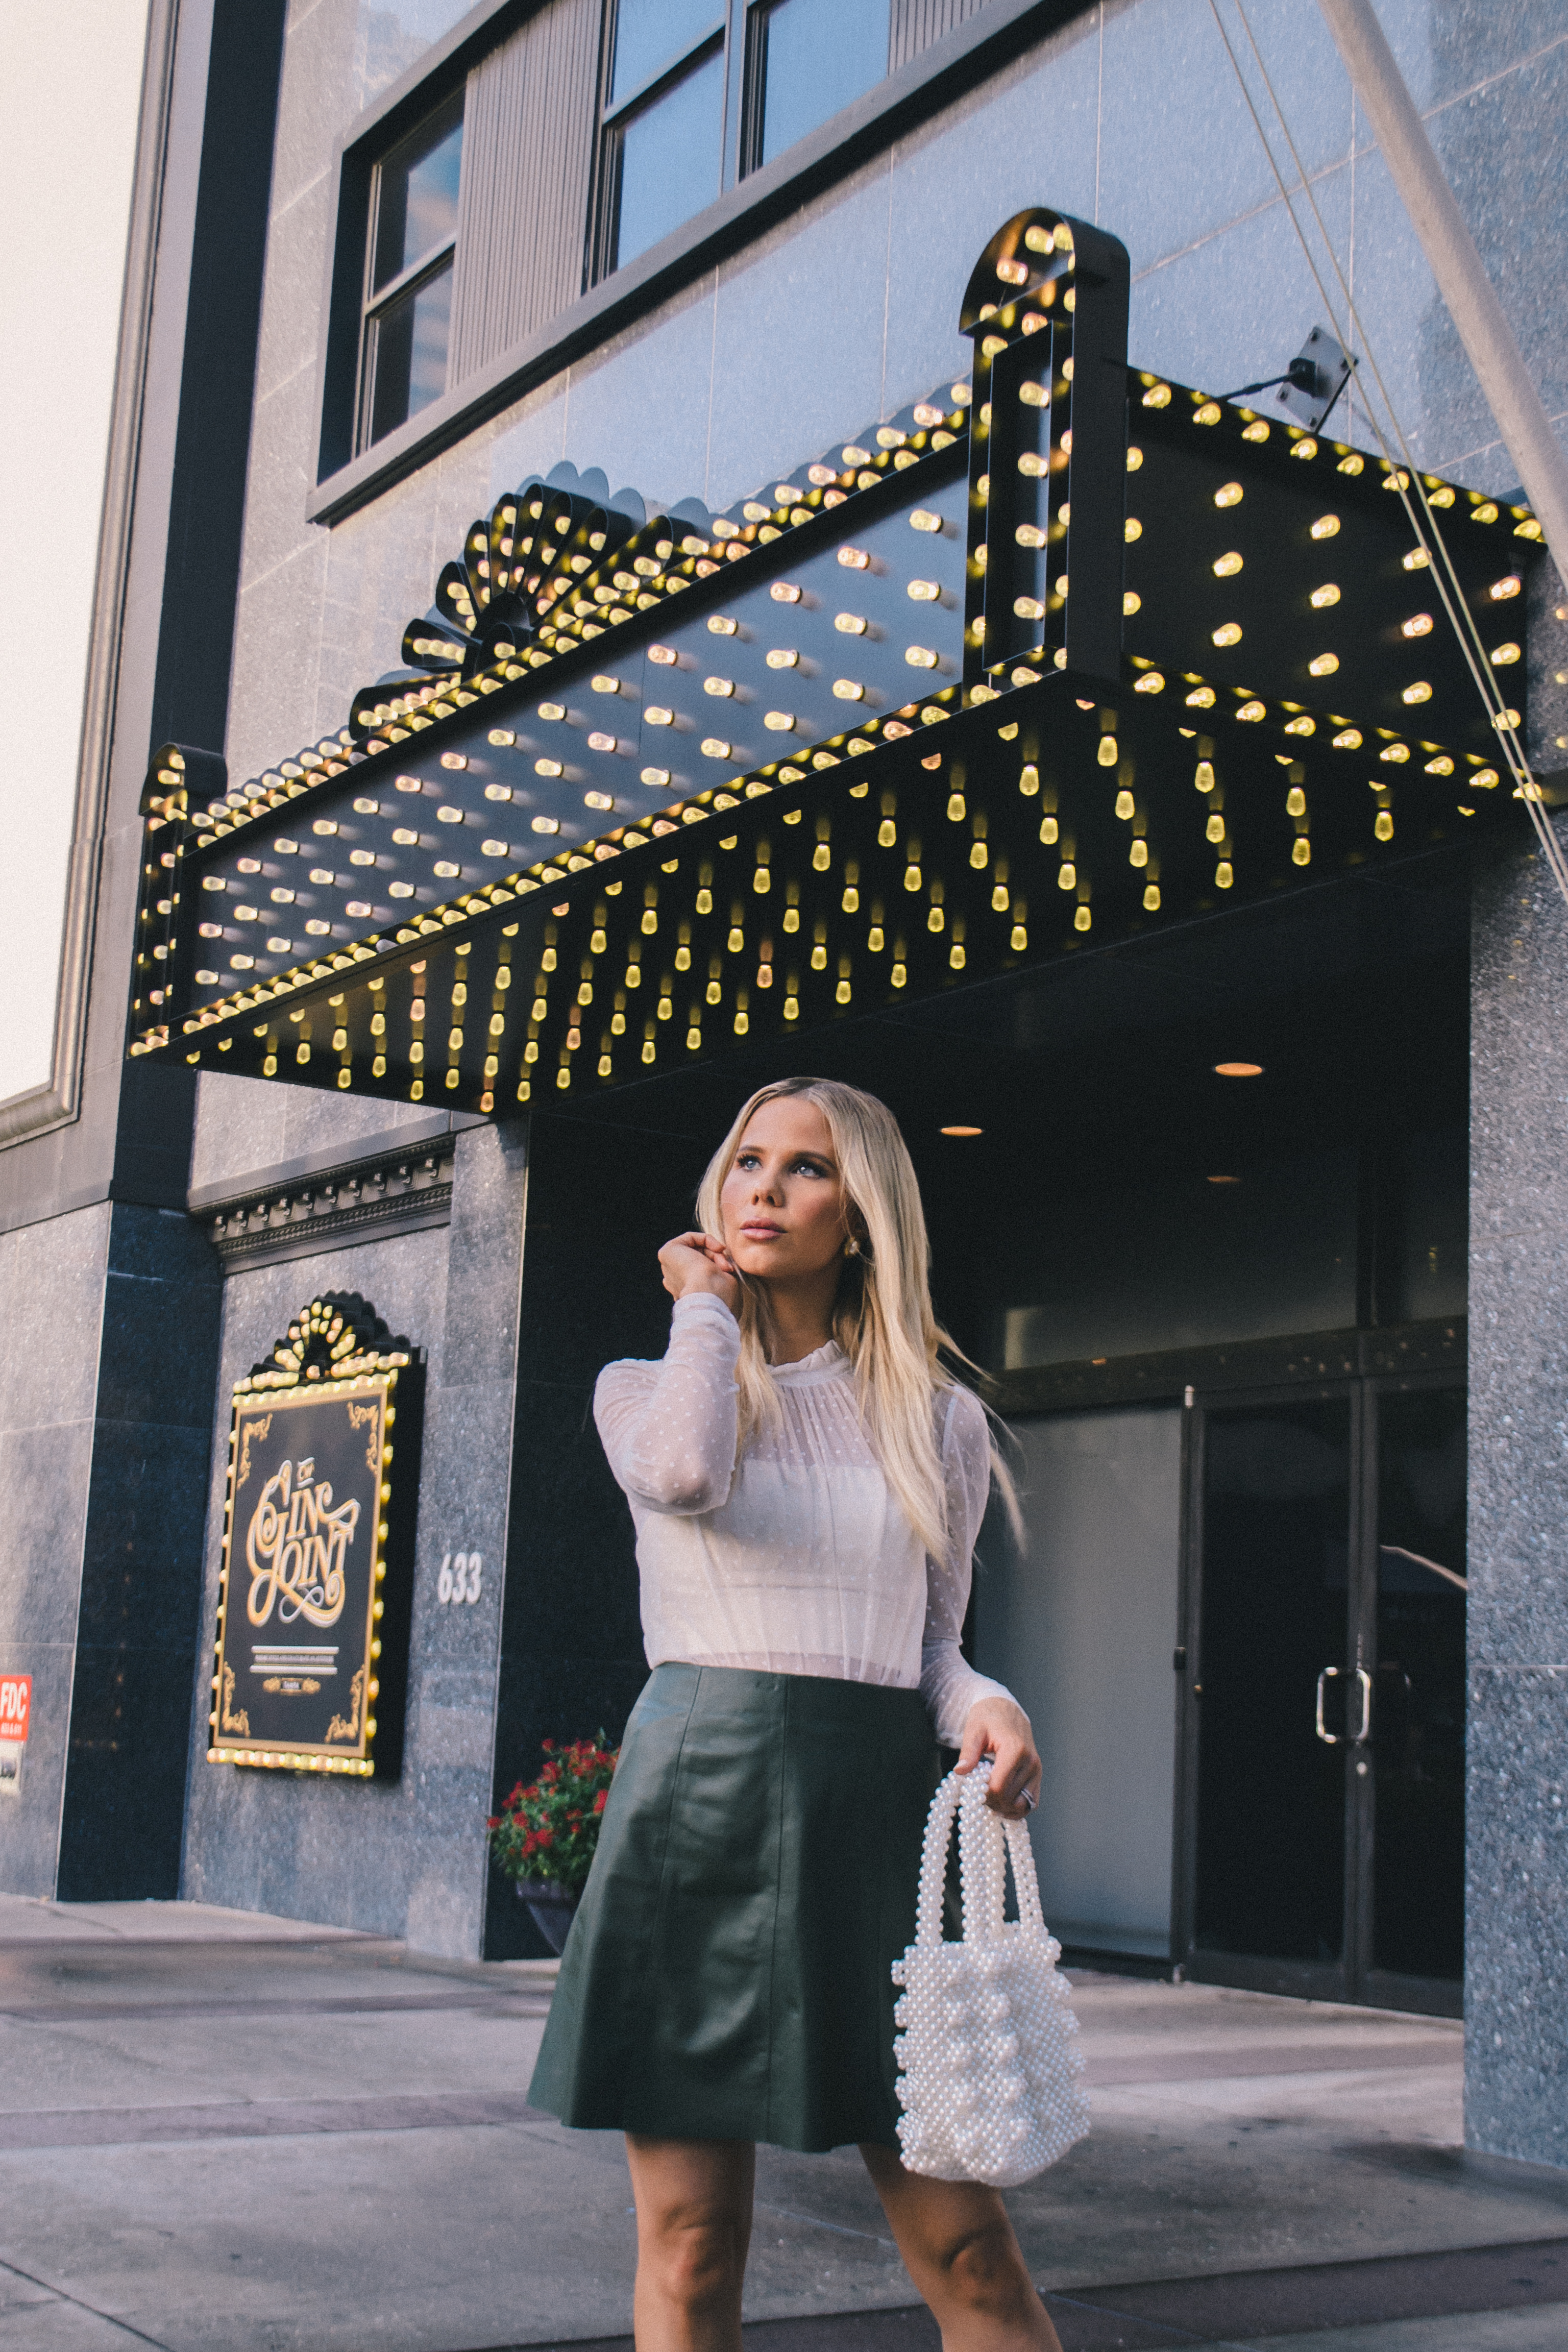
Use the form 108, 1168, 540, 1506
914, 1759, 1047, 1949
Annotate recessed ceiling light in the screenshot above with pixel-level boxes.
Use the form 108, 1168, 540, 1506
940, 1124, 983, 1137
1213, 1061, 1264, 1077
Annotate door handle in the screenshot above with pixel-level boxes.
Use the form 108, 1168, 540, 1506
1353, 1665, 1373, 1744
1315, 1665, 1343, 1745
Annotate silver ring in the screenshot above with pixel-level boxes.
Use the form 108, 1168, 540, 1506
1019, 1787, 1038, 1814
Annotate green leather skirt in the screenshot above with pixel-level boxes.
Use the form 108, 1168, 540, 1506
527, 1662, 940, 2151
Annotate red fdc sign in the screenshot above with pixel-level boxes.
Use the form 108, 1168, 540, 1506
0, 1676, 31, 1742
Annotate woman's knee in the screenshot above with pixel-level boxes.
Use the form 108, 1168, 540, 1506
643, 2208, 748, 2309
939, 2216, 1032, 2311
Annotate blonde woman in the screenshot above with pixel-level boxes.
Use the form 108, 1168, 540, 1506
530, 1077, 1060, 2352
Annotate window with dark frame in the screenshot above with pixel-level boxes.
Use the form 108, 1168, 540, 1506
321, 0, 1011, 494
595, 0, 895, 282
358, 91, 465, 452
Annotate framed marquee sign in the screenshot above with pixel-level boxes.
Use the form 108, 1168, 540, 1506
209, 1294, 423, 1776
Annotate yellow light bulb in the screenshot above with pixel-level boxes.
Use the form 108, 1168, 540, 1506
1206, 813, 1226, 843
1115, 789, 1134, 820
1195, 762, 1215, 792
1143, 884, 1161, 911
1130, 839, 1148, 867
1292, 837, 1311, 865
1097, 737, 1118, 768
1286, 786, 1306, 817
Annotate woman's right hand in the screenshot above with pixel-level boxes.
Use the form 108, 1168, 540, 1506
658, 1231, 740, 1314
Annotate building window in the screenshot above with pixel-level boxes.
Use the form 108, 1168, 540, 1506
599, 3, 726, 275
749, 0, 890, 170
358, 92, 464, 451
596, 0, 896, 279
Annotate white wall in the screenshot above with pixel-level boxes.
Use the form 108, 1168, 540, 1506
0, 2, 152, 1103
974, 1405, 1183, 1955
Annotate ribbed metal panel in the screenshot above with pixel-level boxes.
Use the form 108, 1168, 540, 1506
450, 0, 600, 385
890, 0, 991, 74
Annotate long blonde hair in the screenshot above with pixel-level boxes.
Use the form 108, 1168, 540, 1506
695, 1076, 1015, 1563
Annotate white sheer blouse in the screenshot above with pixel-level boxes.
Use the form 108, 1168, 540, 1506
593, 1292, 1014, 1745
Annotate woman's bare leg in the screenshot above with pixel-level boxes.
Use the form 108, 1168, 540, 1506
860, 2143, 1062, 2352
625, 2135, 756, 2352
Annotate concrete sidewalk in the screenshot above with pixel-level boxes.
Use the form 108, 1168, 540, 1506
0, 1896, 1564, 2352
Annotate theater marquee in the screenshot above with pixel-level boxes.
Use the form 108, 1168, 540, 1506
210, 1293, 421, 1776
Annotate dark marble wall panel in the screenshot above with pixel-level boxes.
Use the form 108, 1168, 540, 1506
179, 1121, 527, 1956
57, 1204, 225, 1900
1466, 819, 1568, 2168
485, 1107, 711, 1957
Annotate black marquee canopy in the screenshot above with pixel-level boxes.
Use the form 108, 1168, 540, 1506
128, 208, 1546, 1116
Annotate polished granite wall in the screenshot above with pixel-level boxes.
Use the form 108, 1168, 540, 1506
1465, 816, 1568, 2170
180, 1119, 526, 1957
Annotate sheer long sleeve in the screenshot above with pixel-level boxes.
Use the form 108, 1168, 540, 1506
919, 1384, 1016, 1745
594, 1293, 742, 1515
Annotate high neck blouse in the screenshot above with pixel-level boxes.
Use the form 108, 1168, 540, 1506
593, 1292, 1013, 1744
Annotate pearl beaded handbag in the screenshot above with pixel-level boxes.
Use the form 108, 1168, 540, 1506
891, 1759, 1090, 2185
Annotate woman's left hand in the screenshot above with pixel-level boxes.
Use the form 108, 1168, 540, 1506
955, 1697, 1041, 1819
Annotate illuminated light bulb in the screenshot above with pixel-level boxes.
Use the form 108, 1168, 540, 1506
1143, 384, 1172, 408
1311, 513, 1340, 539
909, 579, 940, 602
927, 906, 945, 933
1237, 699, 1266, 722
1242, 420, 1269, 443
1115, 789, 1135, 820
1426, 755, 1455, 775
867, 926, 885, 952
1494, 706, 1523, 729
1491, 641, 1522, 665
1284, 715, 1315, 736
811, 943, 828, 969
1290, 835, 1313, 866
1472, 501, 1500, 524
1380, 743, 1411, 763
1309, 652, 1339, 675
906, 647, 939, 669
1206, 812, 1226, 843
705, 981, 721, 1006
1213, 551, 1243, 578
890, 962, 907, 988
812, 843, 831, 872
991, 884, 1009, 911
1142, 883, 1162, 912
1195, 761, 1215, 792
969, 842, 988, 870
1214, 482, 1243, 508
834, 679, 865, 701
1123, 591, 1141, 615
1058, 862, 1076, 890
685, 1026, 702, 1051
1311, 583, 1340, 608
536, 757, 562, 777
783, 906, 800, 931
1403, 681, 1433, 704
727, 926, 744, 952
1474, 767, 1500, 787
783, 994, 800, 1020
1332, 727, 1362, 750
842, 884, 860, 911
1194, 401, 1221, 426
695, 887, 713, 914
1375, 809, 1394, 841
1490, 575, 1523, 600
1014, 596, 1045, 621
1130, 839, 1148, 867
1097, 737, 1118, 768
1402, 548, 1430, 572
753, 866, 771, 893
1402, 613, 1434, 638
1074, 905, 1092, 932
911, 508, 943, 532
1215, 861, 1234, 888
1286, 786, 1306, 817
903, 863, 922, 892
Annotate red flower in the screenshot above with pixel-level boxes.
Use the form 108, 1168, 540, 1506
592, 1788, 607, 1815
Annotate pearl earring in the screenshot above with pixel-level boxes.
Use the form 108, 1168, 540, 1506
844, 1237, 861, 1258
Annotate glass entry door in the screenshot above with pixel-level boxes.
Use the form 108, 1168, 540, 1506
1179, 1375, 1465, 2014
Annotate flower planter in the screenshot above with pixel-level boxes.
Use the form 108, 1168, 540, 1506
516, 1877, 580, 1954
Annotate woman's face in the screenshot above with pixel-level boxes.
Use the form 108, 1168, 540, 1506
719, 1096, 851, 1286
